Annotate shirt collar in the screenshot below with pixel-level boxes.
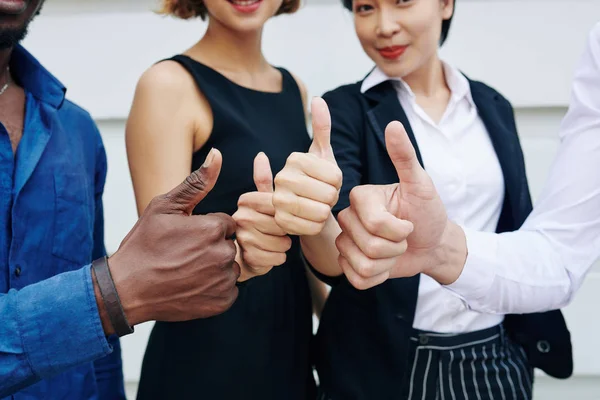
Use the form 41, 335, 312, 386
360, 61, 474, 106
10, 45, 66, 109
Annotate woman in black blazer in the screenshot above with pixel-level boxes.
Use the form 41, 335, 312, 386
271, 0, 572, 399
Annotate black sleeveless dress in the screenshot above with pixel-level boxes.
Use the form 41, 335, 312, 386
136, 55, 316, 400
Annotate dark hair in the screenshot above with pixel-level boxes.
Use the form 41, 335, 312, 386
342, 0, 455, 46
160, 0, 301, 20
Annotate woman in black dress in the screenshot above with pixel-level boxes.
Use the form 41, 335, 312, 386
125, 0, 326, 398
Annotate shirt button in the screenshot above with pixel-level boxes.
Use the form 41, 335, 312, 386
14, 266, 22, 277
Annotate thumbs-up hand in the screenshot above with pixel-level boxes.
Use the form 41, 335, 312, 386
273, 97, 343, 236
233, 153, 292, 279
336, 122, 449, 290
106, 148, 242, 326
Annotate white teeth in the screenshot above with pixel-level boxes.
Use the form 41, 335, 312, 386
232, 0, 259, 6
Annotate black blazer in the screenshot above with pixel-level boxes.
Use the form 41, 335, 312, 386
313, 78, 572, 399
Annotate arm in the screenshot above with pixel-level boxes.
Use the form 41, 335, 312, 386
126, 62, 257, 281
0, 148, 242, 397
0, 267, 113, 397
437, 23, 600, 313
125, 61, 208, 216
91, 134, 126, 399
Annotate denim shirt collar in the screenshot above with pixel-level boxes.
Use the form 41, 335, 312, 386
10, 45, 66, 109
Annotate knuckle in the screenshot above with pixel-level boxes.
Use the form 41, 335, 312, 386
364, 239, 381, 259
398, 240, 409, 254
283, 236, 293, 251
221, 287, 238, 312
365, 214, 386, 234
219, 243, 237, 266
237, 192, 252, 207
335, 232, 345, 251
274, 252, 287, 266
273, 212, 287, 230
324, 188, 340, 207
332, 167, 343, 189
233, 209, 251, 226
288, 152, 304, 166
308, 222, 324, 236
271, 191, 287, 209
273, 174, 284, 189
146, 196, 164, 212
235, 230, 251, 245
251, 265, 272, 276
232, 209, 243, 223
337, 208, 349, 226
218, 273, 236, 293
243, 249, 258, 266
356, 261, 376, 279
273, 171, 291, 189
315, 203, 331, 223
185, 170, 207, 193
275, 169, 294, 187
204, 214, 225, 233
349, 186, 362, 205
273, 237, 291, 253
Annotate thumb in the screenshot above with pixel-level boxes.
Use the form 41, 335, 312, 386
161, 148, 222, 215
385, 121, 425, 185
253, 152, 273, 193
309, 97, 336, 162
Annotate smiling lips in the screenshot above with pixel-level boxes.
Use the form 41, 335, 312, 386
378, 45, 408, 60
228, 0, 262, 13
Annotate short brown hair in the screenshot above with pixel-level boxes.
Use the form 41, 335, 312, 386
159, 0, 301, 20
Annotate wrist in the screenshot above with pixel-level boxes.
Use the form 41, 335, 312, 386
92, 257, 135, 336
423, 220, 467, 285
300, 212, 343, 277
92, 269, 115, 336
105, 253, 146, 327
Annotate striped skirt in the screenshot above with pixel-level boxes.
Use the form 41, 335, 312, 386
317, 324, 533, 400
402, 324, 533, 400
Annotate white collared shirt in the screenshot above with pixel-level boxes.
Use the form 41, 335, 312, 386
445, 22, 600, 314
361, 62, 505, 333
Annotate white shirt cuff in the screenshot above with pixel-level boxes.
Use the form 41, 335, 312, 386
444, 227, 498, 302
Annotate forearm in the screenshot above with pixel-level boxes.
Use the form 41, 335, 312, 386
0, 266, 112, 397
439, 225, 584, 314
300, 213, 343, 278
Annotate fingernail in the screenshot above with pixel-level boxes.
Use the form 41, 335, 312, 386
202, 148, 216, 168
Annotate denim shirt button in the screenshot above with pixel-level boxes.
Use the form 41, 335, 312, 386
15, 265, 22, 277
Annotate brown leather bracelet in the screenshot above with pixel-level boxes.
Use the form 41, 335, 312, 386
92, 257, 134, 337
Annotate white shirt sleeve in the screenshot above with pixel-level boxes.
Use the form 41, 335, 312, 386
444, 22, 600, 314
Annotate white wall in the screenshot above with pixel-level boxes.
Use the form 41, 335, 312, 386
21, 0, 600, 387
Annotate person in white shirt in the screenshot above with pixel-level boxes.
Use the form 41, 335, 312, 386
235, 0, 572, 398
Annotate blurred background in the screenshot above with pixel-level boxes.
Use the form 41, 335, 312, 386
22, 0, 600, 398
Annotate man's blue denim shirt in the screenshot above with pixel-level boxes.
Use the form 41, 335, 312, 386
0, 46, 125, 399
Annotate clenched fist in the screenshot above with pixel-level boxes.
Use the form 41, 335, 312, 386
233, 153, 292, 279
